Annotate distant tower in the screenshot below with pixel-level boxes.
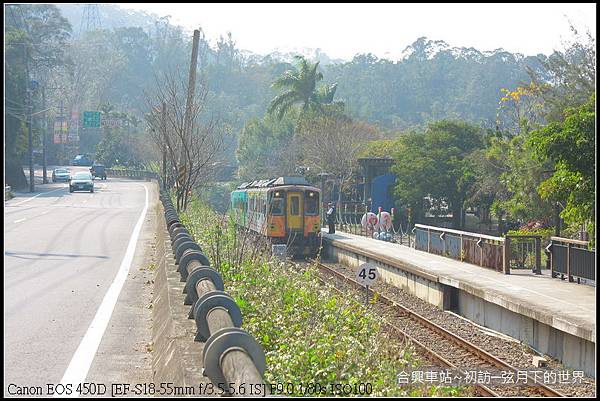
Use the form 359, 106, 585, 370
79, 4, 101, 36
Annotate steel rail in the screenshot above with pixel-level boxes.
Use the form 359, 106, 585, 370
303, 261, 496, 397
312, 260, 565, 398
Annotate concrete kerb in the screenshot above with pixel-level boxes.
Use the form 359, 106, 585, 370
152, 203, 204, 387
155, 197, 267, 389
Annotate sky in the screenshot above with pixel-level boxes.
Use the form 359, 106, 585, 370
118, 3, 596, 60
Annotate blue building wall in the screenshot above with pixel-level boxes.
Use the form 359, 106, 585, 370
371, 172, 396, 213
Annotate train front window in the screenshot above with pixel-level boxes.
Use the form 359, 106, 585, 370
305, 191, 319, 215
271, 199, 284, 215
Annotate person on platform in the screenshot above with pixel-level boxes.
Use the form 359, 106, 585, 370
326, 202, 336, 234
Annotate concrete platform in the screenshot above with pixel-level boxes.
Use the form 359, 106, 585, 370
322, 229, 596, 377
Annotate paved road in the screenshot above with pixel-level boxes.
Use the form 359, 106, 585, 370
4, 172, 156, 396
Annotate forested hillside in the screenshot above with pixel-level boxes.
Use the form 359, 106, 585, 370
54, 4, 550, 134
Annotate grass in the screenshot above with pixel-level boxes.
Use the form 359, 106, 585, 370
177, 196, 469, 397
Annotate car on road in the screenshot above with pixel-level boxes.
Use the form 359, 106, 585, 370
72, 154, 93, 166
52, 168, 71, 182
69, 171, 94, 193
90, 164, 107, 180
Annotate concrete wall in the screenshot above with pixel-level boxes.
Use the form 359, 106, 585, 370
325, 244, 446, 308
458, 291, 596, 378
152, 206, 210, 387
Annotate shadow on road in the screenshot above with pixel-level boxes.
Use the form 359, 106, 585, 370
5, 251, 110, 260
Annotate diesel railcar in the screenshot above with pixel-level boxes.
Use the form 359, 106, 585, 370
231, 176, 321, 257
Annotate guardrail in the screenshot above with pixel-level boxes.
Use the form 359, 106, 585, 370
547, 237, 595, 284
158, 190, 267, 394
414, 224, 506, 272
413, 225, 550, 275
105, 169, 159, 181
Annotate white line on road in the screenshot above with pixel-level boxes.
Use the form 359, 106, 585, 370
14, 218, 26, 223
57, 184, 149, 396
9, 187, 65, 206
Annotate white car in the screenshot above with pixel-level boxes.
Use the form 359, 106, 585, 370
52, 168, 71, 182
69, 172, 94, 193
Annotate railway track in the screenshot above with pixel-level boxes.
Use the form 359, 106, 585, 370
303, 259, 566, 398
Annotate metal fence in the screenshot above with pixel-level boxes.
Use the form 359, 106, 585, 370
547, 237, 595, 283
105, 169, 158, 181
414, 224, 506, 272
504, 235, 542, 274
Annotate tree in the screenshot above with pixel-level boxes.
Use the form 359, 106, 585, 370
390, 120, 484, 228
267, 55, 341, 121
527, 25, 595, 122
496, 82, 548, 137
358, 138, 400, 159
236, 113, 297, 180
4, 4, 72, 188
489, 133, 554, 227
297, 112, 381, 204
529, 94, 595, 238
93, 106, 145, 167
146, 70, 230, 211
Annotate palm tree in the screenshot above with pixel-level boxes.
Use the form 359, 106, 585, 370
267, 55, 341, 120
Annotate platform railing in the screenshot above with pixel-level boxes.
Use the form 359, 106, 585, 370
547, 237, 595, 284
414, 224, 506, 272
504, 235, 542, 275
413, 224, 549, 275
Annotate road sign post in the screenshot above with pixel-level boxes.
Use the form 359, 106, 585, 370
355, 262, 379, 306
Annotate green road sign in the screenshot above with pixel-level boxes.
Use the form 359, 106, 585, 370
83, 111, 101, 128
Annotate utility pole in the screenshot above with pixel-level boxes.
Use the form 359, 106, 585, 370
42, 86, 48, 183
181, 29, 200, 168
162, 101, 167, 190
23, 44, 35, 193
178, 28, 200, 211
59, 100, 65, 165
28, 97, 34, 192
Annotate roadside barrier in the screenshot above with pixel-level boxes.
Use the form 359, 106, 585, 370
158, 189, 267, 395
106, 169, 159, 181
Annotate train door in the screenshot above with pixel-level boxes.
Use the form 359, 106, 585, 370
286, 192, 303, 231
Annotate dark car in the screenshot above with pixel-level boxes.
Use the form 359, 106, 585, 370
72, 154, 93, 166
69, 171, 94, 193
90, 164, 107, 180
52, 168, 71, 182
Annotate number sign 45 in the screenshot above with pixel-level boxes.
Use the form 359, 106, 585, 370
355, 263, 379, 286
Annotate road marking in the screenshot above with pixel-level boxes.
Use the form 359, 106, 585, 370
58, 184, 149, 396
14, 218, 26, 223
9, 187, 65, 206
